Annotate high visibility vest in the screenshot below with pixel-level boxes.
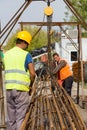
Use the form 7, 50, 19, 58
59, 58, 72, 80
4, 47, 31, 91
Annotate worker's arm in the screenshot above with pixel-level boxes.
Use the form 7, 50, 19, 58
52, 60, 67, 74
25, 53, 36, 85
28, 62, 36, 86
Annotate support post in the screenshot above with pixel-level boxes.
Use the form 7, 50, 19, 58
0, 20, 6, 130
77, 24, 83, 104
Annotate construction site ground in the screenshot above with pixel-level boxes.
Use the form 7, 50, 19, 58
71, 82, 87, 126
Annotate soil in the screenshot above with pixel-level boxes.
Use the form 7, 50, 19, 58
71, 82, 87, 126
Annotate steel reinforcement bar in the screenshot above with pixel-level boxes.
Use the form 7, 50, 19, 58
20, 77, 87, 130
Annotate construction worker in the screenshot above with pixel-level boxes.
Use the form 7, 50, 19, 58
4, 31, 36, 130
52, 52, 73, 96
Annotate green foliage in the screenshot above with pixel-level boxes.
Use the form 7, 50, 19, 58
28, 26, 47, 52
64, 1, 87, 21
82, 32, 87, 38
4, 29, 20, 50
70, 0, 87, 21
3, 26, 47, 52
64, 0, 87, 32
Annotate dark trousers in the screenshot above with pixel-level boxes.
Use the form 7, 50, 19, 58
62, 76, 73, 96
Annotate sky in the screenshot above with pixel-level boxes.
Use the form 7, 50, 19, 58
0, 0, 66, 43
0, 0, 66, 27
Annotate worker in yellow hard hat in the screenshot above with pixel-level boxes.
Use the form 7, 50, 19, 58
4, 30, 36, 130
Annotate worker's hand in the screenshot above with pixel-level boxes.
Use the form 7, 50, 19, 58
29, 87, 32, 95
29, 80, 34, 95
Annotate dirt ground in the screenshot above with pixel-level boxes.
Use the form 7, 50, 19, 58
71, 82, 87, 126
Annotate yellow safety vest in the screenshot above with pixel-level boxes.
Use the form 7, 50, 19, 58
4, 46, 30, 91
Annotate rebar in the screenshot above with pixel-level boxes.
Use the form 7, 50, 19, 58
20, 77, 87, 130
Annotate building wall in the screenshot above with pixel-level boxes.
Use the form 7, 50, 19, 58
55, 37, 87, 68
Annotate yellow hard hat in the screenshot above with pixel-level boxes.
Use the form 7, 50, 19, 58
16, 31, 32, 44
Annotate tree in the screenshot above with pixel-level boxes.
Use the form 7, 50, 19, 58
64, 0, 87, 37
64, 0, 87, 22
3, 26, 48, 52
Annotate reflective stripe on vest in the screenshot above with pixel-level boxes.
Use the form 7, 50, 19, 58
5, 80, 30, 87
5, 69, 30, 87
5, 69, 29, 76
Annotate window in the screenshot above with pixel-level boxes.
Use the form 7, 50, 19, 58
71, 51, 77, 61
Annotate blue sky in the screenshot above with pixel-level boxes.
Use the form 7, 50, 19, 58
0, 0, 66, 28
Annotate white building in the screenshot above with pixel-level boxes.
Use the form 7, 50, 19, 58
55, 30, 87, 67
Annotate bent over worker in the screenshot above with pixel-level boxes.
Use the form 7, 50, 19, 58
4, 31, 36, 130
52, 52, 73, 96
